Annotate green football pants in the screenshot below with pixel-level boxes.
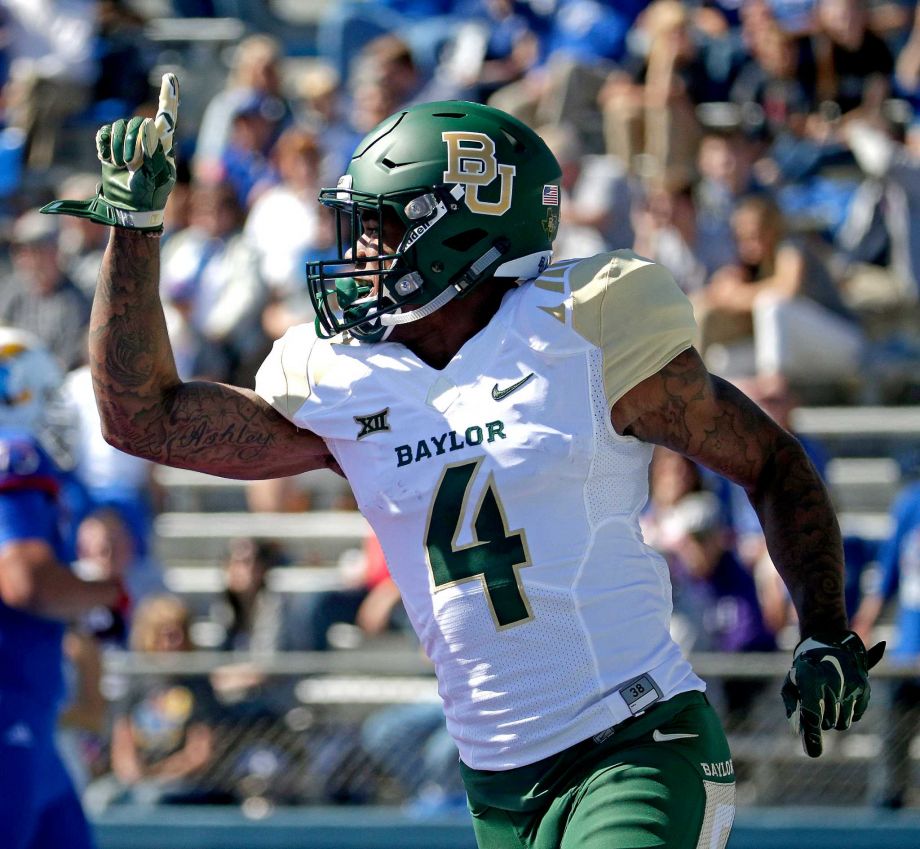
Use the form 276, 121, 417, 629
461, 691, 735, 849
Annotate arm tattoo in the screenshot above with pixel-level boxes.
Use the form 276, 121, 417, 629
627, 350, 847, 636
90, 230, 328, 478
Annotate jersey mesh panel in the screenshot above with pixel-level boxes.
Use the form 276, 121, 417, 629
432, 581, 610, 765
696, 780, 735, 849
583, 347, 652, 528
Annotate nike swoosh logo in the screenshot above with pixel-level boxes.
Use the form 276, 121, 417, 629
492, 372, 535, 401
652, 730, 699, 742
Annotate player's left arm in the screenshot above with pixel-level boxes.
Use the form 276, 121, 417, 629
613, 347, 844, 635
612, 347, 884, 755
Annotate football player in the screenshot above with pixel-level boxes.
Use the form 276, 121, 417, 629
44, 74, 884, 849
0, 328, 122, 849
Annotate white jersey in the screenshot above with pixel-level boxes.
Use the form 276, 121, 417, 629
256, 250, 705, 769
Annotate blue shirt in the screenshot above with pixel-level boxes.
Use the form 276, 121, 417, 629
0, 428, 70, 713
543, 0, 646, 66
878, 482, 920, 661
672, 551, 776, 654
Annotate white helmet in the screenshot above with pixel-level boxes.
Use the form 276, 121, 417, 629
0, 326, 63, 432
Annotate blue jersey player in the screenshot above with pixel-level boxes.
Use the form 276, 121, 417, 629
0, 328, 120, 849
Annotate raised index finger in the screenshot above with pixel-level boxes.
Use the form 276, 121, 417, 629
154, 73, 179, 154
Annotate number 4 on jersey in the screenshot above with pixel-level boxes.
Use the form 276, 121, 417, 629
425, 458, 533, 630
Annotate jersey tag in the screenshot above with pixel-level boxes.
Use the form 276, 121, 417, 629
618, 674, 662, 716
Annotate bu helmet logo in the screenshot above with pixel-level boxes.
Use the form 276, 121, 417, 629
442, 131, 515, 216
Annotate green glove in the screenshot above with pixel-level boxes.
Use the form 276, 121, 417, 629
781, 630, 885, 757
40, 73, 180, 232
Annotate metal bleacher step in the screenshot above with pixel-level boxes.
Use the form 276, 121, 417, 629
827, 457, 901, 512
163, 563, 346, 595
153, 510, 369, 563
152, 465, 353, 512
792, 406, 920, 457
838, 511, 892, 542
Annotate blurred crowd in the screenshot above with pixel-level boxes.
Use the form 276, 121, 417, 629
0, 0, 919, 814
2, 1, 920, 394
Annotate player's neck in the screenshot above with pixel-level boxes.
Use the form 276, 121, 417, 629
392, 278, 514, 370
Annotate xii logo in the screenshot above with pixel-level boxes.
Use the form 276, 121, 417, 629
354, 408, 390, 440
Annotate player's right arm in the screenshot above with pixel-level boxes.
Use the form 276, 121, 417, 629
43, 73, 332, 479
0, 540, 120, 619
92, 229, 332, 478
0, 490, 120, 620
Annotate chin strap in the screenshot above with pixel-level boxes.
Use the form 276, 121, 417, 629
377, 247, 553, 329
379, 285, 458, 327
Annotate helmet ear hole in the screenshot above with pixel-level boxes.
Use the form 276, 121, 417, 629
443, 228, 487, 252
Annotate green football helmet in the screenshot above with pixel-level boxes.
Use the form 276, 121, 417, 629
308, 100, 562, 341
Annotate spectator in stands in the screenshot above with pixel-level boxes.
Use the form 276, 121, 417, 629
662, 491, 777, 721
663, 492, 777, 658
424, 0, 541, 106
729, 18, 816, 140
640, 446, 708, 552
74, 508, 163, 647
694, 193, 865, 381
209, 537, 287, 654
544, 0, 646, 67
488, 0, 644, 149
287, 534, 406, 652
162, 157, 193, 245
842, 115, 920, 304
63, 359, 159, 558
599, 1, 716, 181
764, 0, 819, 35
631, 176, 707, 295
205, 538, 299, 711
55, 173, 110, 297
57, 628, 106, 792
85, 595, 228, 811
219, 90, 285, 209
693, 130, 756, 276
293, 63, 355, 186
316, 74, 407, 191
160, 182, 268, 385
1, 0, 97, 169
314, 1, 391, 85
92, 0, 155, 118
895, 2, 920, 112
536, 124, 605, 260
539, 122, 634, 256
813, 0, 894, 117
361, 701, 465, 812
169, 0, 215, 14
193, 34, 293, 181
329, 2, 467, 82
353, 34, 423, 108
852, 478, 920, 809
0, 209, 91, 371
312, 37, 417, 185
244, 127, 327, 336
